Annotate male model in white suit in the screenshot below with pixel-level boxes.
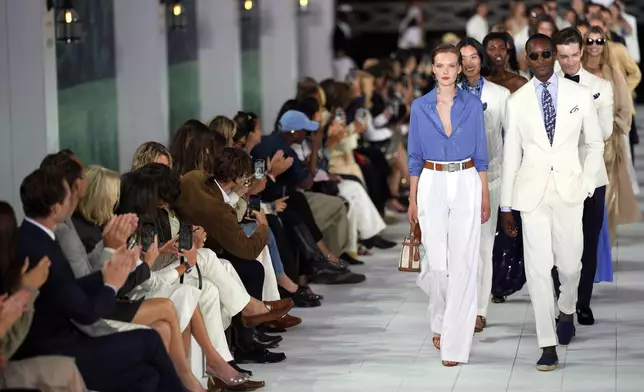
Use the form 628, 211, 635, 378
499, 34, 604, 371
457, 38, 510, 332
553, 27, 614, 326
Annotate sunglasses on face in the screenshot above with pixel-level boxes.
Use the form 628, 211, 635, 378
527, 50, 553, 61
586, 38, 605, 46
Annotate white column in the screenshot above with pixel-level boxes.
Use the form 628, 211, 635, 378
197, 0, 242, 121
298, 0, 335, 82
260, 0, 299, 132
0, 0, 58, 211
114, 0, 169, 172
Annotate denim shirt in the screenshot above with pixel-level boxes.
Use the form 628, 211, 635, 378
407, 87, 489, 176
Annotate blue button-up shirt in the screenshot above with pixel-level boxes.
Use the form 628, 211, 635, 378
534, 73, 558, 121
407, 87, 488, 177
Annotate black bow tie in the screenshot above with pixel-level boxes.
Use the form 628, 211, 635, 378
564, 74, 580, 83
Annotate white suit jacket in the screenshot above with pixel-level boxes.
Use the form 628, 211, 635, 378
557, 67, 613, 187
479, 79, 510, 184
500, 75, 604, 212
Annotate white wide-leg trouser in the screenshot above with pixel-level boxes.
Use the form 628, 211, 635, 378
339, 179, 387, 251
520, 175, 583, 348
477, 178, 501, 317
416, 163, 481, 363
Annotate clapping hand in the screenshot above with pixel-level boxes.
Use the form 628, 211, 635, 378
102, 245, 139, 290
103, 214, 138, 249
268, 151, 294, 177
21, 256, 51, 290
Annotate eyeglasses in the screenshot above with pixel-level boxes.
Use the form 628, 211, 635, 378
586, 38, 606, 46
527, 50, 554, 61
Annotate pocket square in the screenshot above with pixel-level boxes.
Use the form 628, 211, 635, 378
482, 102, 488, 111
593, 93, 600, 99
570, 105, 579, 113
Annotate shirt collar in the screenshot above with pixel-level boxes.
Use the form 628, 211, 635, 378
25, 218, 55, 241
425, 86, 466, 104
213, 179, 231, 204
533, 72, 558, 88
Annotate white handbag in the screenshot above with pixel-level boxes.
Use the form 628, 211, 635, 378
398, 223, 421, 272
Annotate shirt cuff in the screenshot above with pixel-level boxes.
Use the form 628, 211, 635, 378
500, 206, 512, 212
105, 284, 118, 294
104, 248, 115, 254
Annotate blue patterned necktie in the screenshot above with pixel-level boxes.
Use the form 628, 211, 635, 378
541, 82, 556, 145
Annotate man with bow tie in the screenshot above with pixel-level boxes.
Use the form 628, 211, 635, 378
499, 34, 604, 371
456, 37, 510, 333
553, 27, 614, 327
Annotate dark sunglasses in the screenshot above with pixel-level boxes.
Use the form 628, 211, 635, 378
586, 38, 605, 46
527, 50, 553, 61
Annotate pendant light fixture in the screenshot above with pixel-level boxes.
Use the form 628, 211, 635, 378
298, 0, 309, 13
48, 0, 82, 43
162, 0, 187, 31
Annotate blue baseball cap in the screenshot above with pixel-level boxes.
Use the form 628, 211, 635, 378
278, 110, 319, 132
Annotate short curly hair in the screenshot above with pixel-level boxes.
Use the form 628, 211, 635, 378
211, 147, 253, 184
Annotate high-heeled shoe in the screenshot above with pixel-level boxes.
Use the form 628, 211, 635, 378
205, 367, 249, 385
207, 376, 265, 391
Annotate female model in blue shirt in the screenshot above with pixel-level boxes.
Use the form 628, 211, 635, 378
407, 44, 490, 367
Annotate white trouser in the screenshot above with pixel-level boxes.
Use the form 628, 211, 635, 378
339, 179, 387, 251
257, 246, 281, 301
416, 163, 481, 363
520, 175, 583, 348
477, 177, 501, 317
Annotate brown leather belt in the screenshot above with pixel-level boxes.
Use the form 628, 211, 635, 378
423, 160, 475, 172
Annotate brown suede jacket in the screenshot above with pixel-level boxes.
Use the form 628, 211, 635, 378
175, 170, 268, 260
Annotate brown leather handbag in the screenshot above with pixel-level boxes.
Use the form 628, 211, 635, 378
398, 223, 422, 272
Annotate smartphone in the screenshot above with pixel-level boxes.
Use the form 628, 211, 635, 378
126, 234, 138, 250
140, 223, 156, 252
356, 108, 367, 124
246, 195, 261, 218
253, 159, 266, 180
334, 108, 345, 125
281, 185, 287, 198
178, 224, 193, 252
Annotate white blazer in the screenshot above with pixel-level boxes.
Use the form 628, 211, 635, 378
557, 67, 614, 187
500, 75, 605, 212
479, 79, 510, 184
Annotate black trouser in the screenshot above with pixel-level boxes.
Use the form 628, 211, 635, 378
266, 214, 301, 282
357, 147, 392, 212
552, 186, 606, 309
62, 330, 186, 392
630, 114, 638, 165
220, 251, 266, 300
278, 191, 323, 242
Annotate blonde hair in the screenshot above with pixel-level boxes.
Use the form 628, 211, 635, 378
207, 116, 237, 147
131, 141, 172, 170
355, 70, 374, 109
77, 165, 120, 226
581, 26, 611, 70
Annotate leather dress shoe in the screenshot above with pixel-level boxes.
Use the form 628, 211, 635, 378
279, 286, 321, 308
241, 305, 290, 327
234, 348, 286, 364
252, 330, 281, 349
264, 298, 294, 312
257, 324, 286, 334
263, 314, 302, 330
208, 377, 265, 391
340, 252, 364, 265
228, 361, 252, 377
576, 307, 595, 325
361, 235, 397, 249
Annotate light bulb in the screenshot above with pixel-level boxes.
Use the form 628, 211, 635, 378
299, 0, 308, 7
172, 4, 183, 16
244, 0, 253, 11
64, 10, 73, 24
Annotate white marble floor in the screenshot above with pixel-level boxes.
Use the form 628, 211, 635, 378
244, 118, 644, 392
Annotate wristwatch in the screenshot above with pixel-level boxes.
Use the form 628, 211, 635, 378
182, 261, 193, 274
